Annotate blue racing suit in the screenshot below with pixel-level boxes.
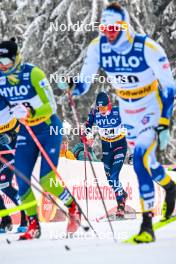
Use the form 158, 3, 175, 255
0, 63, 73, 216
0, 96, 26, 225
85, 106, 127, 202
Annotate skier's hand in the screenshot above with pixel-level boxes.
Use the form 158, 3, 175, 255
57, 80, 70, 90
128, 154, 133, 165
72, 87, 81, 97
80, 134, 88, 145
57, 77, 74, 91
11, 104, 29, 120
157, 125, 170, 151
0, 133, 12, 145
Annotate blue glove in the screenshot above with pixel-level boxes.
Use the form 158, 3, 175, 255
0, 133, 12, 146
72, 87, 81, 97
157, 125, 170, 151
72, 82, 86, 97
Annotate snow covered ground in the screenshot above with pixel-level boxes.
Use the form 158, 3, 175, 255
0, 218, 175, 264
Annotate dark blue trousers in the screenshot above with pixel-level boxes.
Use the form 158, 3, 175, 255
102, 137, 127, 202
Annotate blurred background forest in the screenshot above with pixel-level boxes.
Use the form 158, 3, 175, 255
0, 0, 176, 163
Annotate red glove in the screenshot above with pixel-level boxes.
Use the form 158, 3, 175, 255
80, 134, 88, 144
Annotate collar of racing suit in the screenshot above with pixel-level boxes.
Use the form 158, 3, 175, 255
110, 25, 135, 54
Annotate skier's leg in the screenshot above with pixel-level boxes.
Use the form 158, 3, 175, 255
39, 115, 80, 233
0, 194, 12, 232
102, 143, 113, 183
110, 140, 127, 216
132, 128, 157, 242
110, 141, 127, 200
0, 144, 16, 232
149, 146, 176, 219
15, 134, 39, 216
39, 117, 73, 206
133, 130, 156, 211
0, 194, 6, 210
15, 130, 41, 239
2, 185, 27, 231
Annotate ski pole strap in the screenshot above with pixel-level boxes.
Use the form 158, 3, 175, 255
0, 200, 37, 217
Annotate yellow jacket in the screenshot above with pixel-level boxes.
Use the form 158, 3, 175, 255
60, 149, 76, 160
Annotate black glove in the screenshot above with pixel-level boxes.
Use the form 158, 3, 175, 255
156, 125, 170, 151
128, 154, 133, 165
0, 131, 16, 146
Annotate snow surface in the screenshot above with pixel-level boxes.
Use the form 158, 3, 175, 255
0, 218, 175, 264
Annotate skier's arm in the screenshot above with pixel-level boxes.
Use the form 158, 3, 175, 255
30, 66, 57, 118
72, 38, 100, 96
84, 108, 96, 134
145, 38, 176, 126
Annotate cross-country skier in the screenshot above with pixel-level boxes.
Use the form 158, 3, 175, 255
0, 95, 27, 233
0, 38, 81, 240
71, 2, 176, 243
84, 92, 128, 218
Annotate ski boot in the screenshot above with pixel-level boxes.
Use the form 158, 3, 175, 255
67, 201, 81, 234
134, 211, 155, 243
19, 215, 41, 240
116, 191, 128, 219
162, 180, 176, 221
17, 210, 28, 233
0, 216, 13, 233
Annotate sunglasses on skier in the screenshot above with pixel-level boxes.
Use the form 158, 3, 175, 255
97, 105, 109, 112
0, 57, 13, 65
99, 21, 128, 34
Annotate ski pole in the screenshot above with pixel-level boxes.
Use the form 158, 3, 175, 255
0, 149, 15, 155
0, 153, 91, 233
0, 146, 37, 217
0, 201, 37, 218
67, 90, 80, 127
83, 142, 117, 243
58, 84, 116, 242
2, 144, 92, 233
59, 86, 89, 218
64, 88, 89, 219
0, 154, 69, 218
23, 124, 97, 236
83, 148, 89, 219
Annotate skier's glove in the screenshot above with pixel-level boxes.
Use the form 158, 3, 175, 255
157, 125, 170, 151
57, 81, 70, 90
80, 136, 86, 145
57, 77, 74, 91
128, 154, 133, 165
11, 104, 29, 120
0, 131, 16, 145
80, 128, 87, 144
72, 82, 84, 98
72, 87, 81, 97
